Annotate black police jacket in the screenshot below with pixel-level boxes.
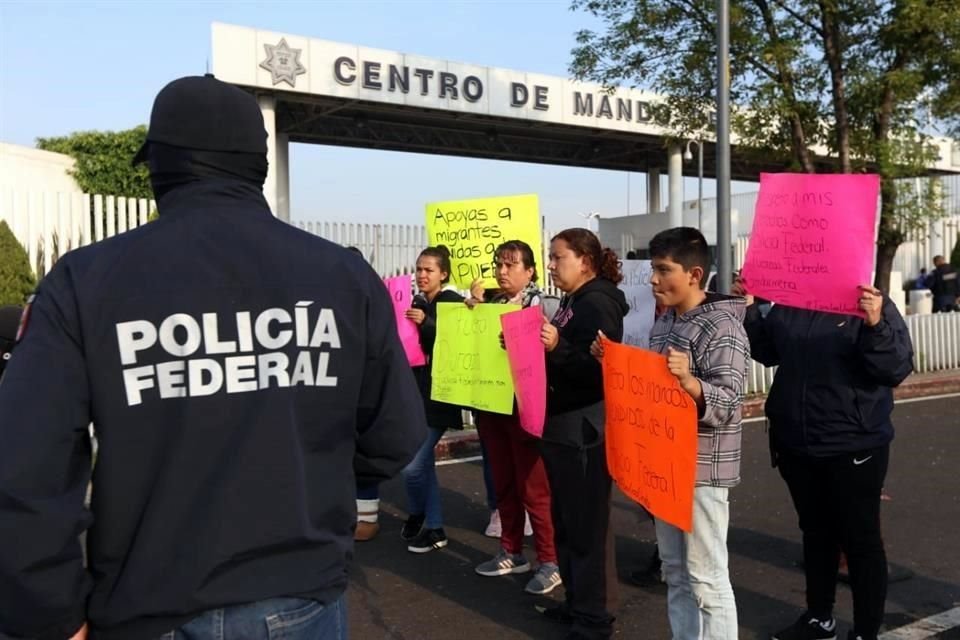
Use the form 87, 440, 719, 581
0, 180, 426, 640
744, 298, 914, 457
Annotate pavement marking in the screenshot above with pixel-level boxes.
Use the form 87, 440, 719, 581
893, 392, 960, 405
436, 455, 483, 466
439, 393, 959, 465
879, 606, 960, 640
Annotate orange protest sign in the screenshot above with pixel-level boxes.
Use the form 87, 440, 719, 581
602, 339, 698, 532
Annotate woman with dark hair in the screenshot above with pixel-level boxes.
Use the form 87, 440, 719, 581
401, 246, 465, 554
470, 240, 561, 596
537, 228, 628, 640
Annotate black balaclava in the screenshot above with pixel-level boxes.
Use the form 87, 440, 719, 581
147, 142, 268, 205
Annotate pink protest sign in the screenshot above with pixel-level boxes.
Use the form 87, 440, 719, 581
740, 173, 880, 316
500, 306, 547, 437
384, 275, 427, 367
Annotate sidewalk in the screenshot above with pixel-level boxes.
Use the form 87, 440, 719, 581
434, 369, 960, 461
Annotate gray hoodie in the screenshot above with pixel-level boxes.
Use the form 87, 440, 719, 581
649, 293, 750, 487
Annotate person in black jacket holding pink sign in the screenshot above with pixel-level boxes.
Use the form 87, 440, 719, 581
739, 279, 913, 640
537, 228, 628, 640
401, 245, 465, 554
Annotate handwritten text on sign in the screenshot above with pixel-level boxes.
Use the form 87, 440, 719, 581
740, 173, 880, 316
602, 340, 698, 532
501, 306, 547, 437
619, 260, 656, 348
425, 194, 541, 289
431, 303, 520, 414
383, 275, 426, 367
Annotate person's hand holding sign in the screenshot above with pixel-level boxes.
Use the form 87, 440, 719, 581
404, 308, 426, 325
590, 330, 607, 362
667, 347, 704, 413
540, 317, 559, 352
857, 285, 883, 327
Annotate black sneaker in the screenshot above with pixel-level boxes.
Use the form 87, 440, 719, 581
535, 604, 574, 624
772, 613, 837, 640
407, 527, 448, 553
400, 514, 425, 540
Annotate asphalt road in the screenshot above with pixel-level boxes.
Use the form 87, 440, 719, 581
346, 395, 960, 639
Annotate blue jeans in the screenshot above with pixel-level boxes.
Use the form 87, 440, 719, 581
403, 427, 444, 529
159, 594, 347, 639
356, 484, 379, 500
655, 486, 738, 640
480, 436, 497, 511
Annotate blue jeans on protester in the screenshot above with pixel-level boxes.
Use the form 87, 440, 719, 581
159, 594, 347, 640
356, 484, 379, 500
480, 436, 497, 511
403, 427, 445, 529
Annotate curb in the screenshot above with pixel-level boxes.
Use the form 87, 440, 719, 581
434, 372, 960, 461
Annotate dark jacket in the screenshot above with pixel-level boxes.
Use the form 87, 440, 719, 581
744, 299, 913, 457
414, 288, 466, 429
929, 263, 959, 304
546, 277, 629, 417
0, 180, 426, 640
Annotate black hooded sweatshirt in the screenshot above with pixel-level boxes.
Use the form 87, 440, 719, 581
0, 147, 426, 640
546, 277, 629, 415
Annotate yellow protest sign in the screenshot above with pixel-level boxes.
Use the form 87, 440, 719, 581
424, 194, 541, 289
431, 302, 520, 414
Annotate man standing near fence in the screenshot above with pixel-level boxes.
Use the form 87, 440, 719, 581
0, 74, 426, 640
930, 255, 959, 312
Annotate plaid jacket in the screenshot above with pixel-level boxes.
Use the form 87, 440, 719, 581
649, 293, 750, 487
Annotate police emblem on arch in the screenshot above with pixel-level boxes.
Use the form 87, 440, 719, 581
260, 38, 306, 87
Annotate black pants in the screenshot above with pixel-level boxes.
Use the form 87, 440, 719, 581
777, 445, 890, 639
540, 437, 617, 639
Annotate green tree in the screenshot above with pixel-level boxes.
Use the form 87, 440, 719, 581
0, 221, 36, 306
570, 0, 960, 293
37, 126, 151, 198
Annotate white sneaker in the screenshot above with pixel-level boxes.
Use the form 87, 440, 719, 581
484, 509, 502, 538
524, 512, 533, 537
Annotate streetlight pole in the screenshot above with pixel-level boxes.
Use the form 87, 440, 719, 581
716, 0, 732, 294
684, 140, 704, 233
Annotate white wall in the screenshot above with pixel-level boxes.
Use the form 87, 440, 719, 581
0, 143, 80, 193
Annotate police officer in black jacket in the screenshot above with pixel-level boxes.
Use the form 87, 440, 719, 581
741, 284, 913, 640
0, 75, 426, 640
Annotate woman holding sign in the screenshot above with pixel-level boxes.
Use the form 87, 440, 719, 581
469, 240, 561, 596
538, 229, 628, 640
401, 246, 465, 554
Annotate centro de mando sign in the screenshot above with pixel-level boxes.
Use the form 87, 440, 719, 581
211, 22, 673, 136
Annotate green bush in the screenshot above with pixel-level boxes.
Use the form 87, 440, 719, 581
37, 126, 151, 198
0, 220, 36, 305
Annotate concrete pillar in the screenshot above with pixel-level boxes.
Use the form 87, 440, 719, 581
667, 143, 683, 228
258, 94, 278, 216
647, 169, 661, 214
276, 133, 290, 222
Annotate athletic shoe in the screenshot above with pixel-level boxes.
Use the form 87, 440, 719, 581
475, 548, 531, 576
401, 514, 425, 540
524, 563, 562, 594
407, 527, 448, 553
772, 613, 837, 640
485, 509, 502, 538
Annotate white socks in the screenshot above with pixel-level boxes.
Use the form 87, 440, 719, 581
357, 498, 379, 524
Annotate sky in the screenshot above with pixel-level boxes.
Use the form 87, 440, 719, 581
0, 0, 740, 230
